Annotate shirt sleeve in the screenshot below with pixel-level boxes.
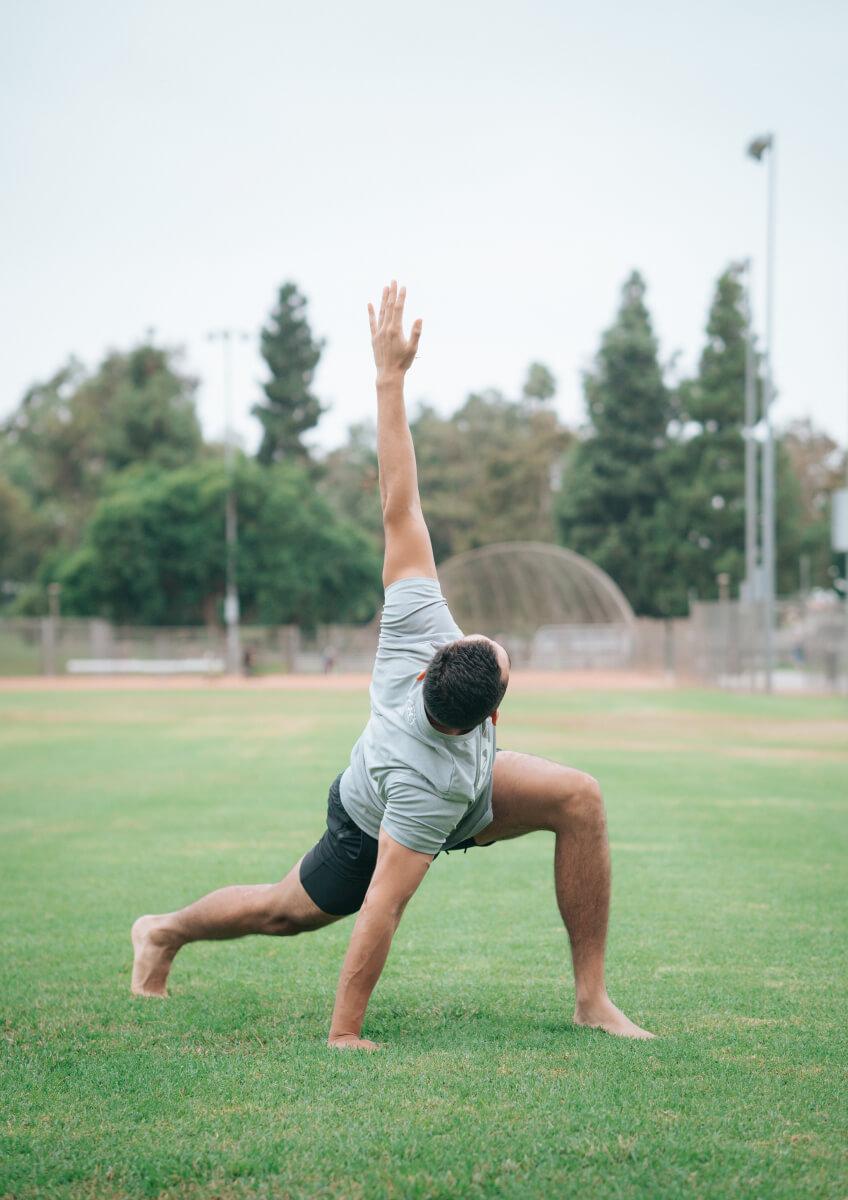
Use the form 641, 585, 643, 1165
381, 779, 468, 856
371, 578, 462, 695
379, 578, 461, 648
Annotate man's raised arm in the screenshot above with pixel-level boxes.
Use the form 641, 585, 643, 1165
369, 281, 438, 588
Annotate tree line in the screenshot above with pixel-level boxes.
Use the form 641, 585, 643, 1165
0, 272, 844, 626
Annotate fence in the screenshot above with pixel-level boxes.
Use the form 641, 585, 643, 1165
1, 598, 845, 692
0, 618, 379, 677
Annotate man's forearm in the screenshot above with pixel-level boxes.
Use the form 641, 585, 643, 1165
328, 897, 401, 1042
376, 372, 421, 517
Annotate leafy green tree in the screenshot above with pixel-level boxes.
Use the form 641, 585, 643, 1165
412, 368, 570, 561
57, 459, 381, 628
0, 477, 51, 598
319, 365, 570, 566
556, 271, 672, 614
780, 419, 847, 590
643, 268, 751, 612
319, 422, 384, 548
0, 347, 202, 545
522, 362, 557, 406
646, 270, 809, 610
254, 283, 325, 464
78, 346, 203, 475
249, 466, 381, 627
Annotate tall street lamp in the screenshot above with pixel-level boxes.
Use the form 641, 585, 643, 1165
207, 330, 250, 674
747, 133, 777, 692
732, 259, 759, 607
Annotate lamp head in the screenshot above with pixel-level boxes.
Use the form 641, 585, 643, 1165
747, 135, 773, 161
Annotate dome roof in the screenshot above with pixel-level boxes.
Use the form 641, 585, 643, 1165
438, 542, 634, 637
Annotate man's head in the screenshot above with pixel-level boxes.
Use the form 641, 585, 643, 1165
422, 635, 510, 734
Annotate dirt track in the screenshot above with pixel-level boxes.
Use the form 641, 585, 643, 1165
0, 670, 674, 693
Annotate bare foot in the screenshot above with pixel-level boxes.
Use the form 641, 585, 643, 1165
574, 997, 655, 1040
131, 915, 179, 997
327, 1036, 382, 1051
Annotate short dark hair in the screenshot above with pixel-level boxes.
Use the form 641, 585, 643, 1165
422, 639, 507, 732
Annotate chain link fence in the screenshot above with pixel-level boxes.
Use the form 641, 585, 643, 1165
1, 598, 845, 692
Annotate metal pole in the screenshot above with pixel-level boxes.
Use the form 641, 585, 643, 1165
762, 137, 777, 694
45, 582, 61, 676
844, 551, 848, 705
742, 263, 758, 596
740, 260, 759, 688
208, 330, 242, 675
747, 132, 777, 693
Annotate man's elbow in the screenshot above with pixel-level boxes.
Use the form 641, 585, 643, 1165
381, 495, 421, 526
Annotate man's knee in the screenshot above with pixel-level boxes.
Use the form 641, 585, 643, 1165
558, 771, 605, 830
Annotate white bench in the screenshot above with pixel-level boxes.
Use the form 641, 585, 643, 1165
67, 658, 225, 675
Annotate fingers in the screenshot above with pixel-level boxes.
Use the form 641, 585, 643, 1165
408, 317, 422, 357
374, 281, 416, 342
377, 285, 389, 327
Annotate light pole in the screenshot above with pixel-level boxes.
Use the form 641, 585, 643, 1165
207, 330, 249, 674
747, 133, 777, 692
733, 259, 759, 604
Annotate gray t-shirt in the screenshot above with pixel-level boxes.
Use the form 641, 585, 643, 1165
339, 577, 496, 855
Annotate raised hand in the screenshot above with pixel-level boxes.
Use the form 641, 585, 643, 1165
368, 280, 422, 380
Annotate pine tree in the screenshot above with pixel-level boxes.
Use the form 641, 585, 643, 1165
254, 283, 325, 463
648, 267, 751, 612
557, 271, 672, 615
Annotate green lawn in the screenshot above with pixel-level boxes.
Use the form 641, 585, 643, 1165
1, 683, 846, 1199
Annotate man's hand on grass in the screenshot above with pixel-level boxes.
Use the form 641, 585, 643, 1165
327, 1034, 382, 1052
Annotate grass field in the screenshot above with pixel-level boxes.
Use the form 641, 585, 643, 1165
1, 680, 846, 1199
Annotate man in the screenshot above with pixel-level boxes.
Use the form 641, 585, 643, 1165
131, 282, 653, 1046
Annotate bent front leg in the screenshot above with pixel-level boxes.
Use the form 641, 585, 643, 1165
484, 751, 653, 1039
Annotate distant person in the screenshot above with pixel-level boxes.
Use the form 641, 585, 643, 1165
321, 646, 336, 675
242, 644, 255, 676
132, 283, 654, 1047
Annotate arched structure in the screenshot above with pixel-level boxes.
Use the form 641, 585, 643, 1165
437, 542, 635, 668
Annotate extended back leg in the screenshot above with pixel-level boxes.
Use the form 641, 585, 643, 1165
131, 857, 341, 996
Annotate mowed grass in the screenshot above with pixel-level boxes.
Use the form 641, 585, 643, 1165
1, 681, 846, 1200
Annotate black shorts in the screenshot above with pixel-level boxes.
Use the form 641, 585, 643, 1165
299, 776, 379, 916
299, 775, 493, 918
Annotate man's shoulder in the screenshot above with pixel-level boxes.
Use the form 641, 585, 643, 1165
379, 577, 461, 648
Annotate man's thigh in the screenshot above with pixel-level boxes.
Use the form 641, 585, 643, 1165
476, 750, 593, 844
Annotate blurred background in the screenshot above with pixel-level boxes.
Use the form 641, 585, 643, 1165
1, 0, 846, 689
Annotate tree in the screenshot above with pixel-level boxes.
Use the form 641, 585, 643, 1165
522, 361, 557, 406
319, 365, 570, 566
781, 419, 847, 590
644, 268, 752, 612
411, 366, 570, 561
0, 346, 202, 545
249, 466, 382, 627
254, 283, 325, 464
646, 271, 814, 610
556, 271, 672, 614
56, 459, 382, 628
319, 422, 384, 548
0, 477, 51, 598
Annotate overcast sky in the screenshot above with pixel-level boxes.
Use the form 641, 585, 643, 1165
2, 0, 846, 459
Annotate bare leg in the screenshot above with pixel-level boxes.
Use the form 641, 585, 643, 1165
131, 856, 341, 997
481, 751, 654, 1039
